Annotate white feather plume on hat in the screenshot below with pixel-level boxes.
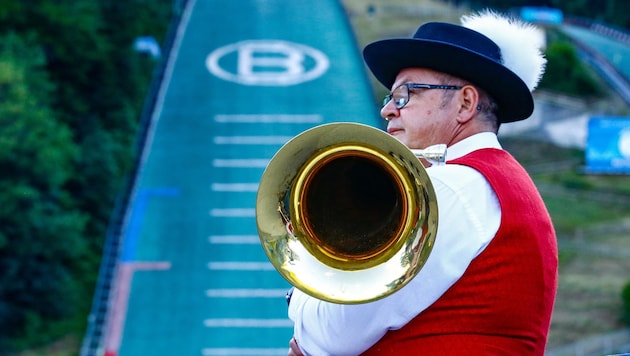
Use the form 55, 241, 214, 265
461, 10, 547, 92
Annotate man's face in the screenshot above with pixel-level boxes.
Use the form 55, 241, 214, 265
380, 68, 461, 150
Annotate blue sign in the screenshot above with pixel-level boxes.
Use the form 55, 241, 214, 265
586, 116, 630, 174
520, 7, 563, 24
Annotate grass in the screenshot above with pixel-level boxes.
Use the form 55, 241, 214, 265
502, 138, 630, 233
551, 231, 630, 348
502, 138, 630, 348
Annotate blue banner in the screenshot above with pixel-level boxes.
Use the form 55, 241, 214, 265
586, 116, 630, 174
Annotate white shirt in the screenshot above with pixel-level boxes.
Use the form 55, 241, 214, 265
288, 132, 502, 355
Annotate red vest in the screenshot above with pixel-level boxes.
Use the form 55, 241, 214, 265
362, 148, 558, 356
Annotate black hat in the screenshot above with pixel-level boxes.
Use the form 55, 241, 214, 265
363, 12, 546, 123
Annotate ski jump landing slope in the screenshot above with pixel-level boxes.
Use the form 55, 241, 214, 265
102, 0, 381, 355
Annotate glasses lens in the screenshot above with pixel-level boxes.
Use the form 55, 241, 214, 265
382, 94, 392, 107
392, 85, 408, 109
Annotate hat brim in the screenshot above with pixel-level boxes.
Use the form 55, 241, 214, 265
363, 38, 534, 123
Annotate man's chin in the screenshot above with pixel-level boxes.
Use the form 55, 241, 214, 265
389, 133, 407, 145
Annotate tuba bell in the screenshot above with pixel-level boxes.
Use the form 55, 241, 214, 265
255, 122, 442, 304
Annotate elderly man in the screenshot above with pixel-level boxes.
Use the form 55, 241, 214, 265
288, 11, 558, 356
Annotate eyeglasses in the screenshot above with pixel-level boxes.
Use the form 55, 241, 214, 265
383, 83, 463, 109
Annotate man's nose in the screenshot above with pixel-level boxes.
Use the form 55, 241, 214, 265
380, 100, 398, 121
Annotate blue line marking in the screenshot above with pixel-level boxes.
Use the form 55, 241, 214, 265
121, 187, 180, 262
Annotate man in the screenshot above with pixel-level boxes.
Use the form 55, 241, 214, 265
288, 10, 558, 355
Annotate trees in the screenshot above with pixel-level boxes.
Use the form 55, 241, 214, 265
538, 37, 604, 97
0, 31, 87, 346
0, 0, 172, 350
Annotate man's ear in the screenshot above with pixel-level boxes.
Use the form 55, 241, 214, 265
456, 85, 479, 124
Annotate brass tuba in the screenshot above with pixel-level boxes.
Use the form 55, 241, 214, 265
255, 122, 442, 304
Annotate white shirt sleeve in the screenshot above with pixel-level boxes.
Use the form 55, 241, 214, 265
288, 164, 501, 356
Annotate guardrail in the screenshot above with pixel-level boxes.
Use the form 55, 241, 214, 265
565, 16, 630, 46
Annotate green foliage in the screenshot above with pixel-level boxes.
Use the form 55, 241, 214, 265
0, 32, 88, 346
557, 249, 577, 266
538, 40, 604, 97
559, 174, 594, 190
501, 138, 630, 235
0, 0, 173, 351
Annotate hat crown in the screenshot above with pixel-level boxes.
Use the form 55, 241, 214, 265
414, 22, 502, 64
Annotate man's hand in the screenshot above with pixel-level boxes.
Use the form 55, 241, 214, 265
288, 337, 304, 356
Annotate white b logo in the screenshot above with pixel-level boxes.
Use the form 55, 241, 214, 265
206, 40, 329, 86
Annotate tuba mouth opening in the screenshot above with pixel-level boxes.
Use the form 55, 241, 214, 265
256, 122, 438, 304
291, 144, 412, 270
